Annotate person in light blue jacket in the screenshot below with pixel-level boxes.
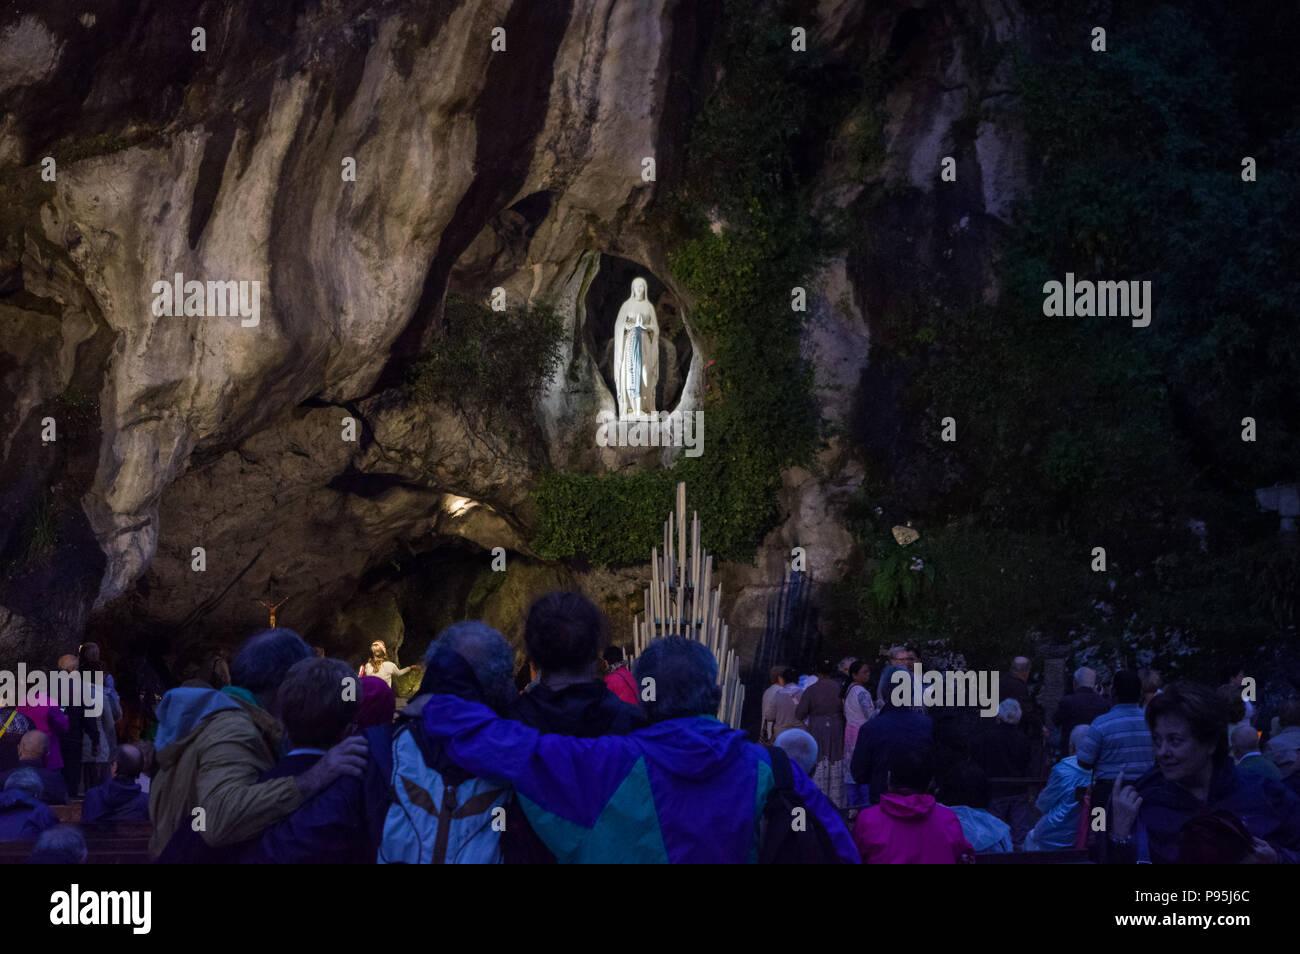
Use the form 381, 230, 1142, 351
1024, 724, 1092, 850
939, 761, 1013, 852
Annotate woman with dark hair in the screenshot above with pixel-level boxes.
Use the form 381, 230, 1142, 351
1107, 682, 1300, 863
842, 660, 874, 809
797, 659, 847, 807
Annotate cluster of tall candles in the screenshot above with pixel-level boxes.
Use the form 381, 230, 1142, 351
631, 482, 745, 728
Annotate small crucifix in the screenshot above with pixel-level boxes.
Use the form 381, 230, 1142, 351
254, 595, 289, 628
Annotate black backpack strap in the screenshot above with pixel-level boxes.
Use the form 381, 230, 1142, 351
765, 744, 795, 793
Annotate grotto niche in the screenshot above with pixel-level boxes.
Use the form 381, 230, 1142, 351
584, 254, 692, 416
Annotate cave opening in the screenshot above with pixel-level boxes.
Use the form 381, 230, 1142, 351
344, 539, 499, 672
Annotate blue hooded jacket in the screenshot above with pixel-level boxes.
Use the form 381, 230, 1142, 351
422, 695, 860, 864
0, 791, 57, 842
153, 687, 241, 751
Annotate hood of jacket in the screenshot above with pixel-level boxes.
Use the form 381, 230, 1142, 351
0, 790, 42, 812
153, 687, 240, 753
154, 687, 283, 770
879, 792, 937, 820
633, 716, 754, 783
97, 777, 145, 811
512, 681, 645, 737
948, 804, 1011, 850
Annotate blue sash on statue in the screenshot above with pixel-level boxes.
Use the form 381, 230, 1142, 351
628, 324, 643, 403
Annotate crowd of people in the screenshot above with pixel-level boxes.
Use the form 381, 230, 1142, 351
2, 598, 1299, 864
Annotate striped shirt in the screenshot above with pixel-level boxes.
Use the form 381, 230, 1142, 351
1075, 703, 1153, 780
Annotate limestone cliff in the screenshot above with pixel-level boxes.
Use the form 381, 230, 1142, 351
0, 0, 1030, 671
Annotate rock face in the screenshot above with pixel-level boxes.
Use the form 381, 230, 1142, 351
0, 0, 1030, 672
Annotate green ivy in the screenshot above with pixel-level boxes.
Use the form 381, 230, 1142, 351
407, 293, 564, 450
847, 0, 1300, 669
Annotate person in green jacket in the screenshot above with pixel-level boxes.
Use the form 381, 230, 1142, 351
148, 629, 367, 859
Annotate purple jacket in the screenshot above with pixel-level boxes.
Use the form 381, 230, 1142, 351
423, 695, 859, 864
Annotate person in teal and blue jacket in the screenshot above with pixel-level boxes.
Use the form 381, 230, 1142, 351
422, 635, 860, 864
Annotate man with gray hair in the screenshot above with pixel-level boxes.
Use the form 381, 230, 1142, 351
970, 698, 1033, 847
0, 769, 57, 841
1000, 655, 1047, 777
149, 628, 368, 860
422, 634, 859, 862
1053, 666, 1111, 754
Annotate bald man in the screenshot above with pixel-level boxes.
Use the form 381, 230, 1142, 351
1232, 724, 1281, 781
82, 743, 150, 823
0, 732, 68, 805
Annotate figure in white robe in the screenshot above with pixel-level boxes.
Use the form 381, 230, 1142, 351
612, 277, 659, 419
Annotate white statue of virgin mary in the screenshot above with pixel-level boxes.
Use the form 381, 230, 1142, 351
612, 277, 659, 419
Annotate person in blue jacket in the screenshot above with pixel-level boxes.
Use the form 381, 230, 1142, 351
1107, 682, 1300, 863
422, 634, 860, 864
0, 770, 57, 842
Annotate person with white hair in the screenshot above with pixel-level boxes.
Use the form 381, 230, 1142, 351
1024, 724, 1093, 850
1000, 656, 1046, 776
1053, 666, 1111, 753
970, 698, 1033, 846
774, 729, 819, 776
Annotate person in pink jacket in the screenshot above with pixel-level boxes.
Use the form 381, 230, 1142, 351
602, 646, 639, 706
853, 747, 975, 864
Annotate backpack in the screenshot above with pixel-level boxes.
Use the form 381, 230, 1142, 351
377, 703, 511, 864
758, 745, 849, 864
